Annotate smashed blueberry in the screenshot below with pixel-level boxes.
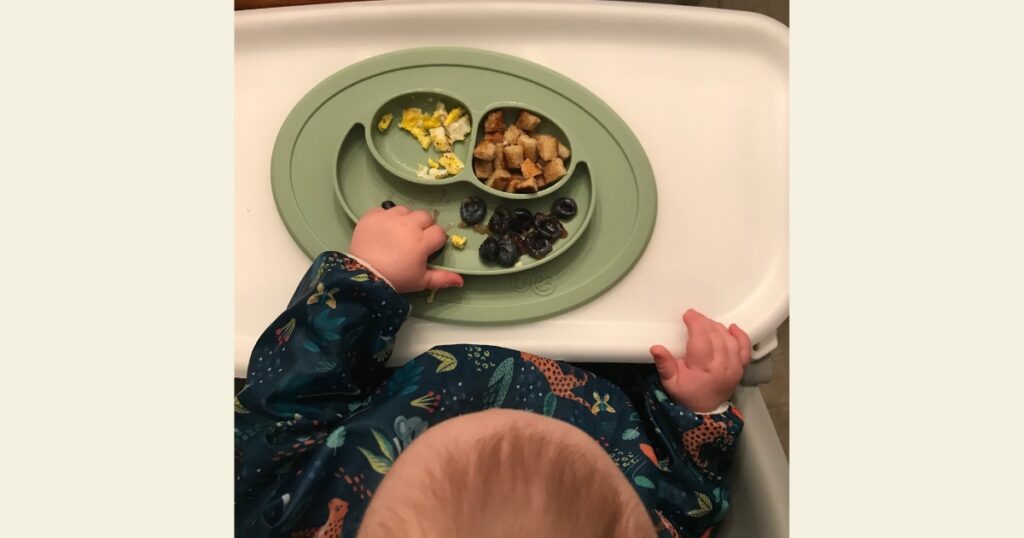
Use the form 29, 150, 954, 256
496, 236, 520, 267
381, 200, 396, 209
460, 196, 487, 225
551, 197, 577, 220
488, 206, 511, 236
534, 213, 564, 240
479, 236, 499, 263
526, 234, 553, 259
510, 208, 534, 234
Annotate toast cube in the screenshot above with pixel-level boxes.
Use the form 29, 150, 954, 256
484, 110, 505, 133
503, 144, 525, 169
537, 135, 558, 161
486, 169, 512, 191
520, 158, 543, 179
515, 110, 542, 131
542, 157, 567, 183
519, 135, 538, 161
514, 176, 539, 193
473, 140, 497, 161
474, 158, 494, 179
503, 125, 522, 146
507, 174, 524, 193
557, 142, 571, 160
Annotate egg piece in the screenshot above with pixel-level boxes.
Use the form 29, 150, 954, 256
427, 158, 440, 169
416, 164, 430, 179
444, 107, 464, 127
445, 115, 472, 142
429, 127, 451, 152
450, 234, 467, 249
437, 152, 465, 175
377, 113, 393, 131
428, 167, 449, 180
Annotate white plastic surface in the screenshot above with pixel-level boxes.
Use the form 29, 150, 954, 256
235, 0, 788, 377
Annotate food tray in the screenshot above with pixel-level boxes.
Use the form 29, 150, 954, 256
272, 48, 657, 324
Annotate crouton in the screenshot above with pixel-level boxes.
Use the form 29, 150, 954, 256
493, 147, 506, 171
558, 142, 571, 160
537, 135, 558, 161
473, 140, 496, 160
520, 158, 543, 179
474, 158, 494, 179
543, 157, 567, 183
506, 174, 524, 193
515, 110, 542, 131
484, 110, 505, 133
503, 144, 525, 169
484, 132, 505, 145
503, 125, 522, 146
486, 169, 512, 191
515, 176, 539, 193
519, 135, 538, 161
535, 176, 548, 189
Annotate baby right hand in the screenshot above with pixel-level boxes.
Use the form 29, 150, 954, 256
349, 205, 464, 294
649, 309, 752, 413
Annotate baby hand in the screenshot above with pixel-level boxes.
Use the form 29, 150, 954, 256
649, 309, 752, 413
349, 205, 464, 293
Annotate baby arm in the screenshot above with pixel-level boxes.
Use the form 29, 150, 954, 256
236, 205, 462, 422
642, 310, 752, 537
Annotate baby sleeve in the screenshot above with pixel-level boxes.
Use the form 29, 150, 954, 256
637, 375, 744, 538
234, 251, 411, 423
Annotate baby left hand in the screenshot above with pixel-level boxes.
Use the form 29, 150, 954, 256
349, 204, 464, 293
649, 309, 752, 413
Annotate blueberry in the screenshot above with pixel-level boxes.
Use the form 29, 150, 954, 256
510, 208, 534, 234
496, 236, 520, 267
534, 213, 564, 240
551, 197, 577, 220
526, 234, 553, 259
488, 206, 511, 236
479, 236, 499, 263
381, 200, 396, 209
460, 196, 487, 225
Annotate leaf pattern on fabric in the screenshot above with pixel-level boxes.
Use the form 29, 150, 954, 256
654, 389, 669, 403
350, 273, 370, 282
640, 443, 659, 466
358, 447, 392, 475
388, 364, 423, 396
634, 475, 656, 489
711, 487, 729, 524
427, 349, 458, 373
622, 428, 640, 440
326, 426, 347, 451
542, 392, 557, 416
234, 397, 250, 414
372, 429, 396, 462
484, 357, 514, 408
687, 492, 713, 517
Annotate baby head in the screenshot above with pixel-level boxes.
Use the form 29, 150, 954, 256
358, 408, 657, 538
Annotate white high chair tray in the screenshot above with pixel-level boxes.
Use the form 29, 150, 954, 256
235, 0, 789, 377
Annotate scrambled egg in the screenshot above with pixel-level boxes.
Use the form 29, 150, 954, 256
450, 234, 467, 249
377, 112, 393, 131
396, 100, 471, 177
437, 152, 464, 176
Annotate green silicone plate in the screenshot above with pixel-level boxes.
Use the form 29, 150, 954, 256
272, 48, 657, 324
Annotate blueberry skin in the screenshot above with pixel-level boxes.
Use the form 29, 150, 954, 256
551, 197, 577, 220
488, 207, 511, 236
381, 200, 396, 209
479, 236, 500, 263
460, 196, 487, 225
526, 234, 553, 259
510, 208, 534, 234
534, 213, 563, 240
496, 236, 520, 267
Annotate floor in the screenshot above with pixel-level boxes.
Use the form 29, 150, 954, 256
233, 0, 790, 457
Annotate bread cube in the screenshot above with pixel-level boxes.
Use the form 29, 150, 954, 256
515, 110, 542, 131
543, 157, 567, 183
503, 144, 525, 169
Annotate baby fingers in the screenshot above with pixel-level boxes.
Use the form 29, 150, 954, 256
729, 324, 752, 365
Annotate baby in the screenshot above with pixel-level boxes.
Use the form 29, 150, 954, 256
235, 205, 751, 538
